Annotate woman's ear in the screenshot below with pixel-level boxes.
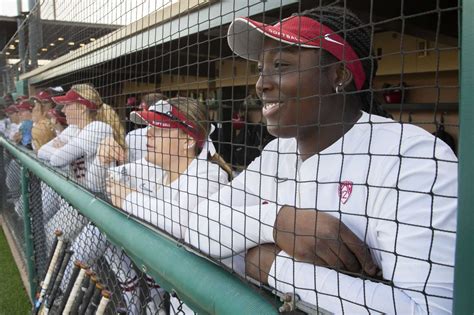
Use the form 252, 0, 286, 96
182, 138, 196, 151
334, 65, 353, 91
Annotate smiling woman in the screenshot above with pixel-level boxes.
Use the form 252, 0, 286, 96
172, 4, 460, 314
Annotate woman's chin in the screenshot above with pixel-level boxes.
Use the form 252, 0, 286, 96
266, 124, 297, 138
147, 154, 166, 168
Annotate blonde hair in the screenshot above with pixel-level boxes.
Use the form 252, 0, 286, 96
71, 83, 126, 149
167, 97, 233, 180
32, 87, 63, 114
32, 98, 54, 115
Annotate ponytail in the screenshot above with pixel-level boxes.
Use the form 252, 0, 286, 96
209, 152, 234, 181
96, 103, 126, 149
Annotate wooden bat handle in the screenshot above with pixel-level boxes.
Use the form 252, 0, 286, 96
95, 290, 112, 315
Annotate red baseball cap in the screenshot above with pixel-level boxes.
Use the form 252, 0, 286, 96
127, 97, 137, 106
52, 89, 100, 110
130, 100, 205, 148
31, 90, 53, 102
16, 100, 34, 111
47, 107, 68, 125
15, 95, 29, 102
227, 15, 366, 90
5, 105, 18, 114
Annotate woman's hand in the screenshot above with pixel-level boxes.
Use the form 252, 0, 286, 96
246, 244, 280, 284
97, 136, 126, 165
52, 138, 66, 148
105, 178, 135, 208
274, 206, 378, 276
13, 132, 22, 143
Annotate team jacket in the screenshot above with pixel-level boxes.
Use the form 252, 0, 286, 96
188, 111, 457, 314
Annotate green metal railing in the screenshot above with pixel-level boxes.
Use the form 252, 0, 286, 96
20, 166, 38, 302
0, 138, 278, 315
453, 0, 474, 314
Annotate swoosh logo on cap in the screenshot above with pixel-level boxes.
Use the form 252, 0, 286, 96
324, 34, 344, 46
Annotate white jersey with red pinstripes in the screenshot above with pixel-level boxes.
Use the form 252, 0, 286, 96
47, 121, 113, 191
185, 111, 457, 314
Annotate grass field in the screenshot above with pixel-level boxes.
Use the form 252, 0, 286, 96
0, 227, 31, 315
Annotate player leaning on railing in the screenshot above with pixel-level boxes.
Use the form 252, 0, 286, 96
60, 94, 166, 314
41, 84, 125, 251
106, 96, 235, 313
30, 89, 58, 153
37, 93, 80, 225
216, 5, 457, 314
105, 4, 457, 314
3, 104, 21, 140
124, 93, 167, 163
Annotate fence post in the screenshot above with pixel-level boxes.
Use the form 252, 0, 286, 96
0, 146, 5, 213
21, 166, 37, 302
453, 0, 474, 314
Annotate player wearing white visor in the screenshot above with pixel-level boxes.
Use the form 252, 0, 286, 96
107, 97, 233, 314
42, 84, 125, 252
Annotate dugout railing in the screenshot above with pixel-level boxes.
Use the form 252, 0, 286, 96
0, 136, 290, 314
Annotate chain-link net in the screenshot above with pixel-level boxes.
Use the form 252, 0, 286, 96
24, 169, 192, 315
1, 149, 27, 264
0, 0, 463, 314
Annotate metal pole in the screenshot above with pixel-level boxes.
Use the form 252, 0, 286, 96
0, 145, 5, 213
16, 0, 26, 73
52, 0, 56, 20
4, 66, 12, 94
21, 166, 37, 302
28, 0, 41, 70
453, 0, 474, 314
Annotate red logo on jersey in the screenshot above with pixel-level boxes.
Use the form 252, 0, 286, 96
338, 181, 353, 204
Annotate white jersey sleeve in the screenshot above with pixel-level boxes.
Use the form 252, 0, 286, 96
0, 118, 9, 135
269, 134, 457, 314
86, 157, 114, 193
37, 138, 57, 161
37, 125, 80, 161
7, 123, 20, 140
122, 159, 229, 240
185, 158, 279, 258
125, 127, 148, 162
269, 251, 440, 315
49, 122, 113, 167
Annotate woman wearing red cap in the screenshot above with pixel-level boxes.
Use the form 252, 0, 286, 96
3, 105, 21, 141
13, 100, 34, 148
47, 83, 125, 190
109, 97, 232, 227
179, 5, 456, 314
57, 94, 169, 314
32, 89, 76, 232
30, 89, 57, 152
38, 106, 77, 162
105, 97, 234, 313
0, 102, 10, 136
43, 84, 125, 251
85, 93, 168, 193
125, 93, 167, 162
48, 106, 68, 133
